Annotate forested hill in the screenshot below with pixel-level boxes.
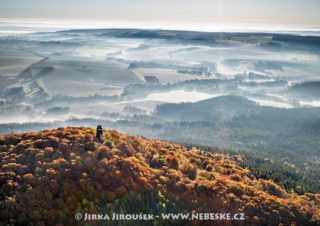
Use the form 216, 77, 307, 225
0, 127, 319, 225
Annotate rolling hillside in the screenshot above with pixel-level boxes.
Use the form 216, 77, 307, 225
0, 127, 319, 225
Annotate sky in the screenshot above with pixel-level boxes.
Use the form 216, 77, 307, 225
0, 0, 319, 30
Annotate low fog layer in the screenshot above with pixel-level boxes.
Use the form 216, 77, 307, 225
1, 28, 320, 123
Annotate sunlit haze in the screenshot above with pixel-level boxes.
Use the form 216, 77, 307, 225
0, 0, 320, 31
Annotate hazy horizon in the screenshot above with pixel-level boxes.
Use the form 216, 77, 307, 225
1, 0, 320, 31
1, 19, 320, 36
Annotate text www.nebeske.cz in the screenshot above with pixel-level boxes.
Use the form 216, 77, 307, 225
77, 212, 246, 221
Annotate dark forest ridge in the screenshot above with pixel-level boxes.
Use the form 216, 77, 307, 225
60, 28, 320, 41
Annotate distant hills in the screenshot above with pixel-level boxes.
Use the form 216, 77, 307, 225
0, 127, 319, 225
289, 81, 320, 100
154, 96, 258, 122
154, 95, 320, 123
60, 29, 320, 47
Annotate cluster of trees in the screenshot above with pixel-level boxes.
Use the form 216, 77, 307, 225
236, 154, 320, 195
183, 143, 320, 195
0, 127, 320, 225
